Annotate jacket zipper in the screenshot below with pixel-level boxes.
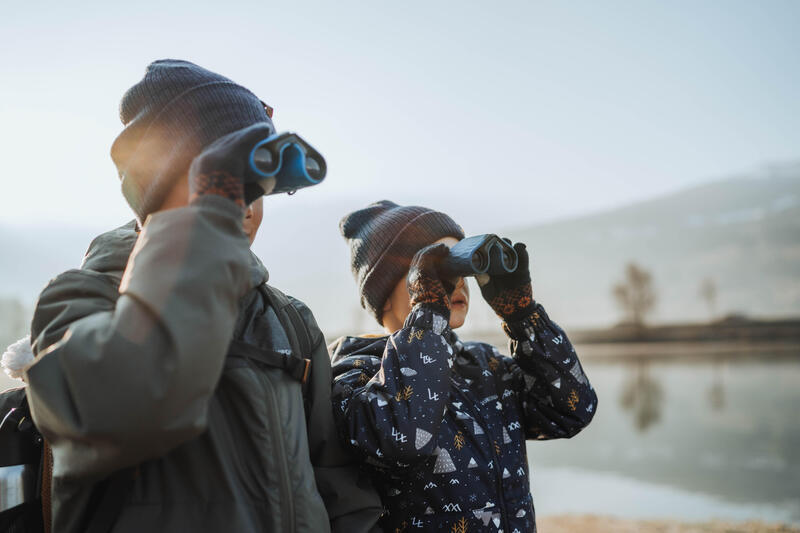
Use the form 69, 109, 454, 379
261, 372, 296, 533
475, 405, 509, 531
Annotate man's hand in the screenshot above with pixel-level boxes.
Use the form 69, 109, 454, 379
477, 241, 535, 322
407, 243, 454, 318
188, 123, 275, 208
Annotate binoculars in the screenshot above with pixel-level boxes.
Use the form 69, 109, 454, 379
440, 234, 518, 278
248, 132, 327, 196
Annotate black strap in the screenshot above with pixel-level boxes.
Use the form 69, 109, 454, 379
257, 285, 313, 389
283, 301, 312, 357
228, 339, 310, 383
83, 468, 134, 533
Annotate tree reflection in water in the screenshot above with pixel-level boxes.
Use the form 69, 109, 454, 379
619, 361, 664, 432
708, 360, 726, 412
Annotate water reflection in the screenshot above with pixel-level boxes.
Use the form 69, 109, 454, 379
708, 361, 726, 412
527, 354, 800, 524
618, 361, 664, 432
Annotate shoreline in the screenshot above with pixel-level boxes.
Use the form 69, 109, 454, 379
569, 340, 800, 362
538, 514, 800, 532
457, 334, 800, 362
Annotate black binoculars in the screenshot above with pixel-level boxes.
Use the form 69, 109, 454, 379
440, 234, 518, 278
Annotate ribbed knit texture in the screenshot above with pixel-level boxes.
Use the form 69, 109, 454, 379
110, 59, 273, 222
340, 200, 464, 324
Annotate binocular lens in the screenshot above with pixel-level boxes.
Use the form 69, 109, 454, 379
252, 147, 276, 172
472, 251, 488, 272
305, 156, 322, 179
501, 250, 514, 268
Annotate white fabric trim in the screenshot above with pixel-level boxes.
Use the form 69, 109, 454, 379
1, 335, 33, 383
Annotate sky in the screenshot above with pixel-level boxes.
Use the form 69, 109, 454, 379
1, 0, 798, 232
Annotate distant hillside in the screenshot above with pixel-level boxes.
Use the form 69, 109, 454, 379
500, 162, 800, 328
0, 163, 798, 337
0, 224, 97, 302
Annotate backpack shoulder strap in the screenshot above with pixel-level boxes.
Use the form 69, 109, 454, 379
227, 339, 310, 384
258, 284, 313, 388
83, 468, 135, 533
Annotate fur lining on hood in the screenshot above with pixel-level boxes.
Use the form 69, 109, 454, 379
2, 335, 33, 383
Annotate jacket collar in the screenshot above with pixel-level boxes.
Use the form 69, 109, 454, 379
333, 327, 484, 378
80, 219, 269, 291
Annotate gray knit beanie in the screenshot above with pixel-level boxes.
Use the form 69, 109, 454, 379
110, 59, 273, 222
340, 200, 465, 325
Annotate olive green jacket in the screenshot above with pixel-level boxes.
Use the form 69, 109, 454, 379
25, 196, 382, 532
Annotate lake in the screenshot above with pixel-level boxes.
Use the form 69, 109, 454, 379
527, 347, 800, 525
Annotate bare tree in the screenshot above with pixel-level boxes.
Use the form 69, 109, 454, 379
612, 262, 657, 333
699, 277, 717, 323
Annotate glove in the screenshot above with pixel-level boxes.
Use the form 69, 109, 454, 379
477, 241, 534, 322
407, 243, 454, 318
188, 123, 275, 208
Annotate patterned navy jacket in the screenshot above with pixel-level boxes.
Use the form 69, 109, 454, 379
329, 302, 598, 533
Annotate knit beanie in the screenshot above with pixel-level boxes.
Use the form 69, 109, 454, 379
110, 59, 273, 222
340, 200, 465, 324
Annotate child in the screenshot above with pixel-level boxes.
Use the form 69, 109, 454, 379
330, 200, 598, 532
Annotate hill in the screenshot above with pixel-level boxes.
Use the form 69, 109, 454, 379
499, 162, 800, 329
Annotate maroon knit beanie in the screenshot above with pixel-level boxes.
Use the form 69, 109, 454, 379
340, 200, 464, 324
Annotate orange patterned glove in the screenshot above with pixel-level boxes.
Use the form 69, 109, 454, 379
407, 243, 453, 318
478, 241, 534, 322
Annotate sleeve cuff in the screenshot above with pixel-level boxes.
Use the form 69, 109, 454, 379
501, 301, 549, 341
403, 304, 452, 336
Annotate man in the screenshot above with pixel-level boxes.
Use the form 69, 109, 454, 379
330, 200, 598, 532
24, 60, 381, 532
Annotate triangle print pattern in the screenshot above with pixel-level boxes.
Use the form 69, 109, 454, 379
415, 428, 433, 450
432, 447, 457, 474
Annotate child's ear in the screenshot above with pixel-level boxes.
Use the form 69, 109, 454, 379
382, 299, 392, 313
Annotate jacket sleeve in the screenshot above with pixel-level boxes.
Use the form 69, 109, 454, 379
331, 304, 453, 472
25, 196, 253, 481
290, 299, 383, 533
501, 302, 598, 440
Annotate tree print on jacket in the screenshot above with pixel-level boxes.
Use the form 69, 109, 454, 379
330, 301, 598, 532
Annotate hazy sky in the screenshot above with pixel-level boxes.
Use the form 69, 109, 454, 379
1, 0, 798, 231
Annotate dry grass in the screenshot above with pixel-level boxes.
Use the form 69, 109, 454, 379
538, 515, 800, 533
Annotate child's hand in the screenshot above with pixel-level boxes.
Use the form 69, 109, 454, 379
407, 243, 453, 318
477, 241, 535, 322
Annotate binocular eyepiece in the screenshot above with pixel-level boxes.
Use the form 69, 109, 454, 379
440, 234, 518, 278
249, 132, 327, 196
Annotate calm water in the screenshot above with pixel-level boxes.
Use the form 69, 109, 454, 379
526, 350, 800, 525
3, 347, 798, 524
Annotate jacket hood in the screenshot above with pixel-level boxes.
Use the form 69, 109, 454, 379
329, 334, 390, 364
80, 219, 268, 288
80, 220, 140, 276
2, 335, 33, 383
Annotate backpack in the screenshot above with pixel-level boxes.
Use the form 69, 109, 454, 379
228, 284, 314, 398
0, 387, 46, 533
0, 283, 315, 533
